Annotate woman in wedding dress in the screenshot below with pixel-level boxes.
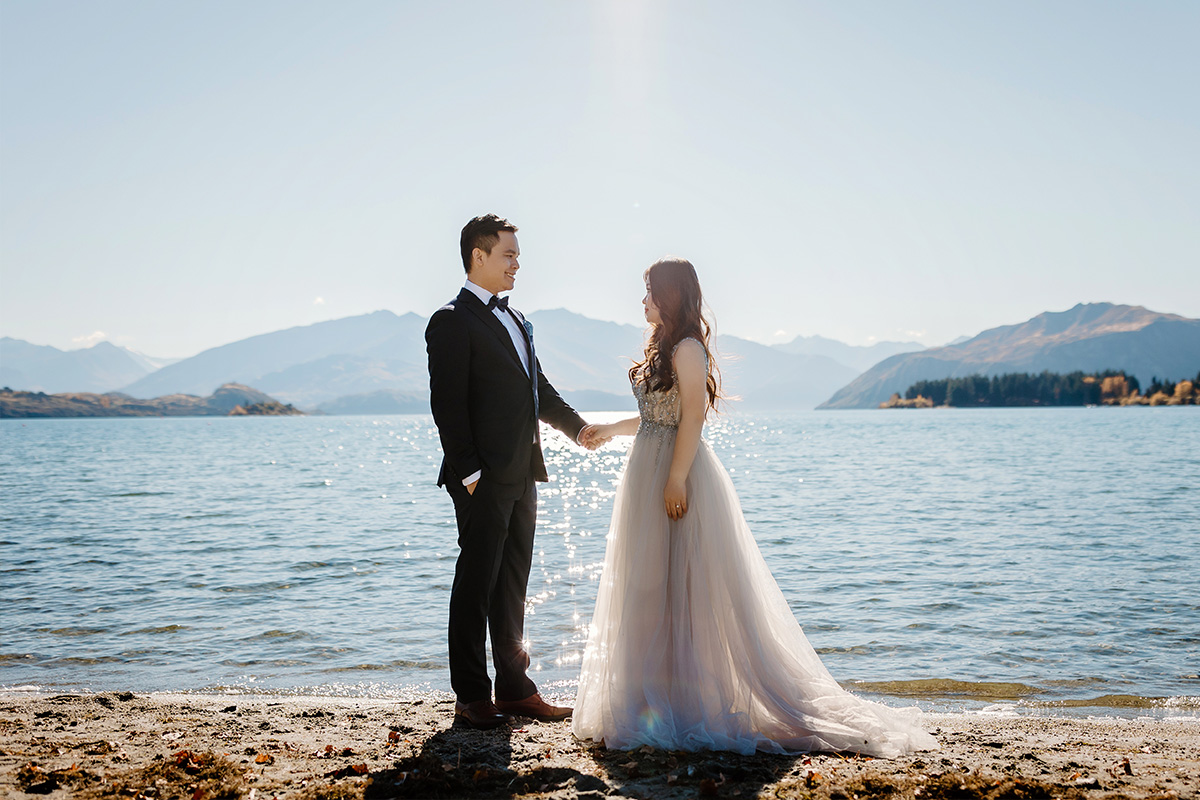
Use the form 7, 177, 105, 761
572, 258, 938, 757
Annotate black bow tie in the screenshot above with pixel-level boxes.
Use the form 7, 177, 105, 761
487, 295, 510, 311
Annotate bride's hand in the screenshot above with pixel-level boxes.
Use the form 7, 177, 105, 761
579, 424, 600, 449
664, 477, 687, 520
581, 423, 613, 450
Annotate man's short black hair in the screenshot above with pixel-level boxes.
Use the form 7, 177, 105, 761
460, 214, 518, 273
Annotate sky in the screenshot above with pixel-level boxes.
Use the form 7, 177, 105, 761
2, 1, 1197, 358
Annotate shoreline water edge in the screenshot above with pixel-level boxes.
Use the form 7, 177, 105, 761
6, 678, 1199, 722
2, 690, 1197, 799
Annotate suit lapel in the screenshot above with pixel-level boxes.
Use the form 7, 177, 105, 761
509, 308, 535, 371
458, 288, 525, 373
516, 311, 539, 419
509, 308, 540, 419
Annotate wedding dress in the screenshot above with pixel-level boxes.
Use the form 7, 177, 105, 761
572, 341, 937, 757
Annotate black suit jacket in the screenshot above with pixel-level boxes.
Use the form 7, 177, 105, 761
426, 288, 586, 487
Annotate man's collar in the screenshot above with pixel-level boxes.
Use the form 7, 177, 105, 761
464, 279, 500, 306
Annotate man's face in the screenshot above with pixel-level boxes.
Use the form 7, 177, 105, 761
470, 231, 520, 296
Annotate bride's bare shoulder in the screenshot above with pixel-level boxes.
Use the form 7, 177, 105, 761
671, 337, 708, 363
671, 338, 708, 378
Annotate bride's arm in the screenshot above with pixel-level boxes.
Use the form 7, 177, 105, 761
664, 340, 707, 520
589, 417, 640, 441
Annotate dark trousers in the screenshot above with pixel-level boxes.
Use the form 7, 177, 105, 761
446, 475, 538, 703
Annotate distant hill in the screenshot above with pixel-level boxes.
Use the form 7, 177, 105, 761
120, 310, 428, 404
0, 337, 160, 393
713, 334, 858, 410
315, 389, 429, 415
524, 309, 646, 397
773, 334, 925, 372
252, 353, 427, 409
819, 303, 1200, 409
0, 383, 300, 418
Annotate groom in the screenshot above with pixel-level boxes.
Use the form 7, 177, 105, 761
426, 213, 593, 729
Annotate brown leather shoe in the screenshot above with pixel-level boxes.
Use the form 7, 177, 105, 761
495, 692, 572, 722
454, 699, 511, 730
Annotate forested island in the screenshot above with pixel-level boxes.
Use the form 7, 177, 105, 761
0, 383, 302, 419
881, 371, 1199, 408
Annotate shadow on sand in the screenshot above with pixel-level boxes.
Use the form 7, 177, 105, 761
364, 710, 804, 798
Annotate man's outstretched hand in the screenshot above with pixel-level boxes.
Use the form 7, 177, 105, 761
578, 424, 612, 450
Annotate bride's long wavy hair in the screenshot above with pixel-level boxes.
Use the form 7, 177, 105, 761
629, 257, 722, 414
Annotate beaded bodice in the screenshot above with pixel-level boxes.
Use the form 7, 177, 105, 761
634, 376, 682, 430
632, 338, 706, 433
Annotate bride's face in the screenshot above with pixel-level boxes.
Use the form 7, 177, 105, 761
643, 282, 662, 325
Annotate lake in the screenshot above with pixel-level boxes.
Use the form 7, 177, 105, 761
2, 408, 1198, 717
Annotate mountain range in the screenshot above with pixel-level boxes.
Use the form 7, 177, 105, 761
119, 310, 430, 407
819, 303, 1200, 409
0, 337, 169, 394
1, 310, 876, 411
3, 303, 1195, 412
107, 309, 868, 412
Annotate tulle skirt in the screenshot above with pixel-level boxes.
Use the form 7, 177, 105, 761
572, 423, 938, 757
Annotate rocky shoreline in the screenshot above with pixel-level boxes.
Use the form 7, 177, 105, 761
2, 692, 1196, 799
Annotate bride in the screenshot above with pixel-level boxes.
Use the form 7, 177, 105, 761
572, 258, 938, 757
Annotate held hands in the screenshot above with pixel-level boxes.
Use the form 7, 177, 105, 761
664, 477, 688, 520
578, 424, 613, 451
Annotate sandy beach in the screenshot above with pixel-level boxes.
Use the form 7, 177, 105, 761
1, 692, 1196, 799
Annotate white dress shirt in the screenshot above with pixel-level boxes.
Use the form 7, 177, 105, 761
463, 279, 530, 376
460, 280, 532, 487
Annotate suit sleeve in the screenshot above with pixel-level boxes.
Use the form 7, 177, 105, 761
535, 358, 586, 441
426, 309, 481, 481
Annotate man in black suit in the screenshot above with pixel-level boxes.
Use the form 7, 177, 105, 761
426, 214, 595, 729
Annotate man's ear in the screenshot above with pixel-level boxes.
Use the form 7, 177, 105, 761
469, 247, 485, 273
